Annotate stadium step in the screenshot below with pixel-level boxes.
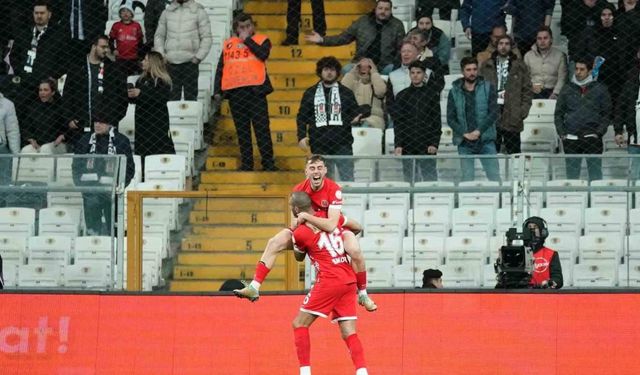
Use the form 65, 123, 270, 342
182, 237, 269, 252
220, 101, 300, 118
270, 74, 323, 90
261, 29, 344, 45
169, 279, 285, 292
217, 117, 295, 131
192, 197, 286, 211
190, 211, 285, 225
200, 171, 302, 184
197, 183, 292, 194
254, 14, 359, 31
207, 145, 306, 158
270, 45, 354, 60
206, 156, 305, 171
177, 252, 286, 266
245, 0, 374, 15
270, 90, 306, 101
191, 225, 282, 238
173, 265, 285, 280
213, 130, 299, 147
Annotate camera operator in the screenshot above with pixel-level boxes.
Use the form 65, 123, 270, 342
524, 216, 564, 289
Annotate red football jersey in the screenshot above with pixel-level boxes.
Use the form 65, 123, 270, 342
109, 21, 143, 60
292, 216, 356, 286
292, 177, 343, 214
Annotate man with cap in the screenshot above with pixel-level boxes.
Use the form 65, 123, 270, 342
72, 113, 135, 235
523, 216, 563, 289
422, 269, 443, 288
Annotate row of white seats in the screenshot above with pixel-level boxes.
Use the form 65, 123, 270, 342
7, 262, 112, 289
361, 233, 640, 267
367, 261, 636, 289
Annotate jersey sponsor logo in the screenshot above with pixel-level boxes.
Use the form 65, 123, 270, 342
533, 257, 549, 272
335, 190, 342, 200
321, 199, 329, 207
332, 256, 349, 265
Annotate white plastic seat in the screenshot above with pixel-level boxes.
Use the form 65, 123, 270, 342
38, 207, 81, 238
0, 235, 27, 266
351, 128, 383, 182
0, 208, 36, 237
432, 20, 452, 39
627, 234, 640, 260
539, 206, 583, 237
618, 262, 640, 287
573, 263, 618, 287
501, 180, 543, 215
495, 207, 515, 238
545, 234, 579, 264
74, 236, 113, 264
483, 264, 498, 288
132, 154, 142, 185
458, 181, 501, 210
630, 209, 640, 234
407, 207, 451, 236
364, 208, 407, 238
64, 262, 112, 289
365, 262, 394, 287
28, 235, 72, 266
170, 128, 196, 177
546, 179, 588, 214
579, 235, 623, 264
54, 156, 75, 185
521, 100, 557, 152
441, 74, 462, 101
445, 236, 488, 263
13, 154, 54, 183
590, 179, 630, 209
135, 181, 181, 230
368, 181, 410, 211
392, 264, 421, 288
168, 101, 204, 149
341, 193, 367, 225
119, 103, 136, 143
18, 263, 64, 287
451, 206, 495, 236
144, 154, 187, 188
584, 207, 627, 236
360, 235, 402, 264
123, 236, 164, 286
402, 236, 444, 265
440, 262, 481, 287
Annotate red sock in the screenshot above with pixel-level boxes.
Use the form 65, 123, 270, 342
356, 271, 367, 291
344, 333, 366, 370
254, 261, 271, 284
294, 327, 311, 367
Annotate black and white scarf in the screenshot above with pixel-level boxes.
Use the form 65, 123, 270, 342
314, 82, 342, 127
496, 57, 510, 92
86, 127, 116, 171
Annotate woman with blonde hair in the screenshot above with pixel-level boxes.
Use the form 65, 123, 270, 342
127, 51, 175, 171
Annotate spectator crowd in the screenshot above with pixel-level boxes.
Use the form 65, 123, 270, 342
2, 0, 640, 186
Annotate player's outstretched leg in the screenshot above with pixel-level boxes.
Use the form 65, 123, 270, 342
233, 228, 293, 302
339, 321, 368, 375
343, 232, 377, 312
292, 311, 317, 375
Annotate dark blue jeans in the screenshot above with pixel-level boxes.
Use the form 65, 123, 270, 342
457, 141, 501, 182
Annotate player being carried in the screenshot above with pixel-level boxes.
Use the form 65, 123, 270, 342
234, 154, 377, 312
290, 191, 371, 375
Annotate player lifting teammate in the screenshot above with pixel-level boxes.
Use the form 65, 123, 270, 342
234, 155, 377, 312
290, 191, 370, 375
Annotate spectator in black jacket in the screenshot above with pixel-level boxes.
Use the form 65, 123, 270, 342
297, 57, 361, 181
62, 35, 128, 150
554, 56, 611, 181
576, 4, 625, 106
7, 0, 67, 124
128, 51, 176, 174
390, 60, 442, 182
72, 114, 134, 235
59, 0, 108, 63
21, 78, 66, 154
560, 0, 608, 60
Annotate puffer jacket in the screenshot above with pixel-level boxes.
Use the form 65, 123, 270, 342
446, 77, 498, 145
154, 0, 212, 64
0, 93, 21, 154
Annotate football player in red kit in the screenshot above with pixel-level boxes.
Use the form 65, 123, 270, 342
290, 191, 371, 375
234, 155, 376, 312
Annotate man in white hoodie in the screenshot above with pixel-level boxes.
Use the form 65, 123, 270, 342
154, 0, 212, 100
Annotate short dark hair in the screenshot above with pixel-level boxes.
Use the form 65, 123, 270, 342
491, 24, 508, 34
536, 25, 553, 39
34, 0, 52, 11
408, 60, 425, 72
39, 77, 58, 93
315, 56, 342, 77
232, 12, 253, 32
460, 56, 478, 70
575, 55, 594, 70
376, 0, 393, 6
92, 34, 110, 46
306, 154, 326, 165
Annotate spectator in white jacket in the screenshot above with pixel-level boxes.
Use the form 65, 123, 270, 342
0, 92, 20, 204
154, 0, 212, 100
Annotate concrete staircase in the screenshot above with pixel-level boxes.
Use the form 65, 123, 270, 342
169, 0, 374, 292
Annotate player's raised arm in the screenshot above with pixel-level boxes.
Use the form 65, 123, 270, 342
297, 206, 341, 233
